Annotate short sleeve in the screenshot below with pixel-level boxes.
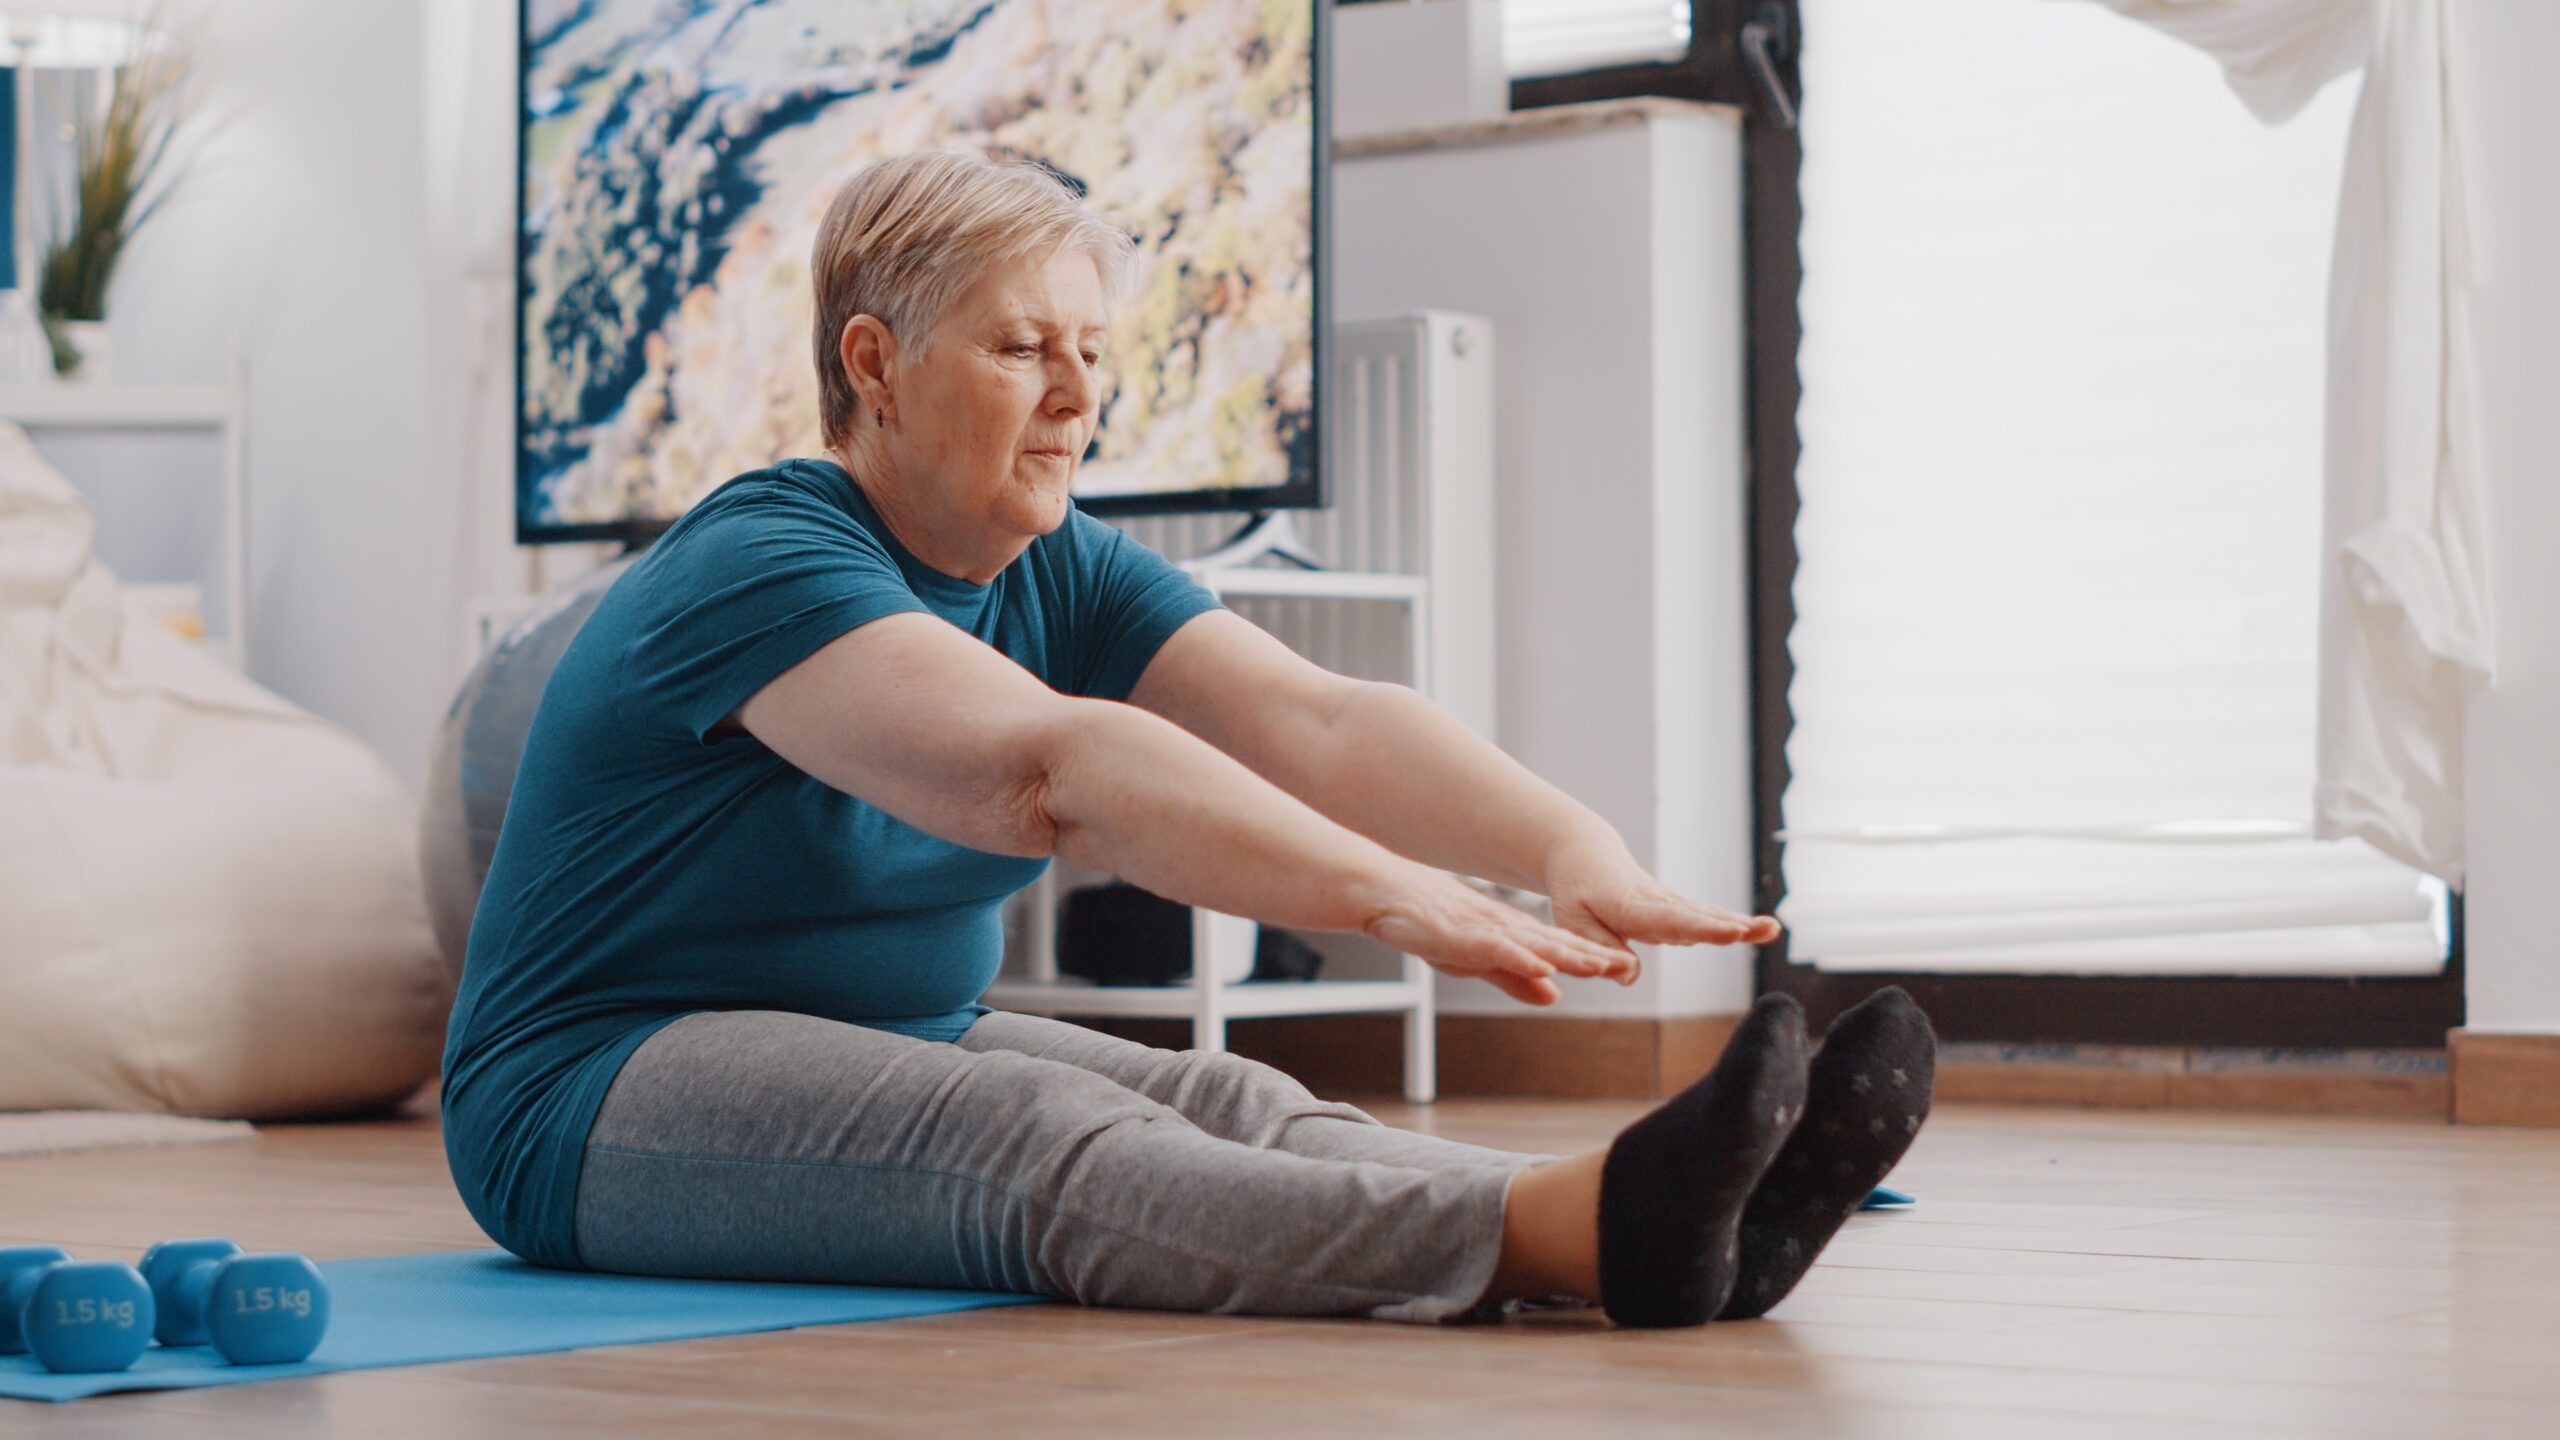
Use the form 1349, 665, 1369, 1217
1068, 507, 1226, 702
620, 485, 930, 743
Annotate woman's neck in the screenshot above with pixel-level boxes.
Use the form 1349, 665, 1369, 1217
828, 445, 1004, 586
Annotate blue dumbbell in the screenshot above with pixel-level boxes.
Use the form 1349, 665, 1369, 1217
0, 1246, 156, 1373
137, 1239, 329, 1365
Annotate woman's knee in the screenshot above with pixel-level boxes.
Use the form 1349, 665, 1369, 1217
1171, 1046, 1306, 1099
1161, 1047, 1382, 1139
931, 1045, 1191, 1167
955, 1012, 1380, 1143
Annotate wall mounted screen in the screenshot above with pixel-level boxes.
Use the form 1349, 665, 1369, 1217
517, 0, 1327, 541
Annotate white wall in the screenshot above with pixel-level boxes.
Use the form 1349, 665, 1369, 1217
2449, 1, 2560, 1032
60, 0, 606, 788
1336, 110, 1759, 1019
99, 0, 448, 785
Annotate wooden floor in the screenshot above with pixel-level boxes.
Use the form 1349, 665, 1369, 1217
7, 1099, 2558, 1439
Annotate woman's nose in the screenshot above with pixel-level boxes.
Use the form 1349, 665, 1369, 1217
1052, 358, 1100, 413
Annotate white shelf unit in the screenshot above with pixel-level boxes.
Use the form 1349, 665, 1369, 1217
986, 311, 1498, 1105
0, 367, 250, 669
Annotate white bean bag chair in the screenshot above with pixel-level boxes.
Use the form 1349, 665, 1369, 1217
0, 422, 450, 1119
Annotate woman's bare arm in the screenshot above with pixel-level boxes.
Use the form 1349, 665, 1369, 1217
1032, 700, 1633, 999
736, 612, 1627, 998
1034, 698, 1435, 936
1286, 680, 1630, 894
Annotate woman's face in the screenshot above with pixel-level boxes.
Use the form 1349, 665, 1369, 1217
878, 246, 1108, 566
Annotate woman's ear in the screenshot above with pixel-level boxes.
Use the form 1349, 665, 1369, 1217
839, 314, 899, 423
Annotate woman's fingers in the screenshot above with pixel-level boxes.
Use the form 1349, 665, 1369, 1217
1396, 875, 1661, 999
1484, 967, 1560, 1006
1475, 931, 1555, 981
1662, 900, 1751, 939
1542, 942, 1618, 978
1447, 936, 1559, 1005
1550, 943, 1635, 982
1410, 870, 1781, 1006
1539, 913, 1639, 982
1623, 892, 1783, 944
1462, 894, 1613, 974
1525, 911, 1625, 966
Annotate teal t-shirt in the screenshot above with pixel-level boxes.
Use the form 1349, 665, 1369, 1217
440, 457, 1224, 1267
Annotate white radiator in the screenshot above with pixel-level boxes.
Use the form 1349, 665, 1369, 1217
1104, 309, 1499, 740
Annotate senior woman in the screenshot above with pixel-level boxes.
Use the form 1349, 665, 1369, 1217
442, 150, 1934, 1330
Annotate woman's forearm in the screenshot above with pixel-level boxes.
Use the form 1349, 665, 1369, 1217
1298, 682, 1630, 893
1037, 699, 1421, 935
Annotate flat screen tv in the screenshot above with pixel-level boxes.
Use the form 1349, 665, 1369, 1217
516, 0, 1330, 544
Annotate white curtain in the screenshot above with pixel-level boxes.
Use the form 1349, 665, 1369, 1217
1781, 0, 2456, 975
2090, 0, 2495, 889
1504, 1, 1691, 79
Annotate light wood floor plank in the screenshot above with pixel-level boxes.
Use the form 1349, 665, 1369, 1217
2, 1101, 2554, 1437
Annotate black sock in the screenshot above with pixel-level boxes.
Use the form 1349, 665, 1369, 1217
1718, 986, 1936, 1320
1596, 992, 1808, 1328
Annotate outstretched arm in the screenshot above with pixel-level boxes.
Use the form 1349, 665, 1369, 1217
739, 609, 1634, 1005
1129, 610, 1782, 976
1305, 679, 1626, 894
1312, 683, 1779, 966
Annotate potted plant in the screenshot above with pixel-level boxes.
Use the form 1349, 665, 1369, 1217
37, 25, 195, 381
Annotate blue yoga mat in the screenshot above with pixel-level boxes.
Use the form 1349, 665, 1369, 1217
5, 1192, 1922, 1402
0, 1249, 1046, 1404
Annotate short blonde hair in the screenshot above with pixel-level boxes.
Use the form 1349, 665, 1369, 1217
811, 150, 1143, 449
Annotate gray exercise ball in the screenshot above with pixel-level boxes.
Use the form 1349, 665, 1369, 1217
420, 557, 634, 976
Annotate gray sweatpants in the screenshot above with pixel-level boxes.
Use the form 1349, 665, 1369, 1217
571, 1008, 1563, 1323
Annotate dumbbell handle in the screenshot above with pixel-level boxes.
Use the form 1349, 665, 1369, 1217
158, 1257, 222, 1343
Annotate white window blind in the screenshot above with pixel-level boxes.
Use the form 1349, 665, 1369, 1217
1780, 0, 2450, 976
1504, 1, 1691, 79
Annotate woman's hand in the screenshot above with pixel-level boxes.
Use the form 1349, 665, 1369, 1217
1539, 836, 1782, 987
1361, 864, 1638, 1006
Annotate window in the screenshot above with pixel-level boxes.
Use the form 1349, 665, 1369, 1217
1776, 0, 2445, 976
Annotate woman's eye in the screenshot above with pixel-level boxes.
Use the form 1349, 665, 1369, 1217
1006, 343, 1098, 365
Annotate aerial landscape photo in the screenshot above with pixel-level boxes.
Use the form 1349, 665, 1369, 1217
519, 0, 1319, 532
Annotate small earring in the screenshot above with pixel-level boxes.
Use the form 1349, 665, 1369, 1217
874, 407, 885, 428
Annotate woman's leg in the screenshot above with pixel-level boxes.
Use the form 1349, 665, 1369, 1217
570, 1009, 1518, 1323
955, 1010, 1560, 1173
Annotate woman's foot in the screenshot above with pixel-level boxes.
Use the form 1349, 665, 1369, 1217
1588, 992, 1810, 1327
1717, 986, 1936, 1319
